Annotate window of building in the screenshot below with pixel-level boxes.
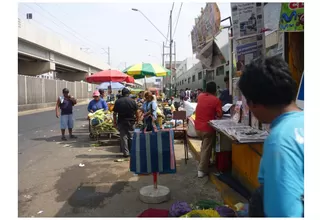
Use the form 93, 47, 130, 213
198, 71, 202, 80
188, 77, 191, 84
192, 75, 196, 82
216, 65, 225, 76
226, 71, 229, 76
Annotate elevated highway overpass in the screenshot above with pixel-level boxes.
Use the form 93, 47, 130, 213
18, 18, 110, 81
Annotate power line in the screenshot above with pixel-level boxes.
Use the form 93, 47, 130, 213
173, 3, 183, 37
20, 4, 90, 47
19, 4, 80, 43
34, 3, 105, 51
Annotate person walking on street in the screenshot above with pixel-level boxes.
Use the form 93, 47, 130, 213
55, 88, 77, 141
238, 57, 304, 217
113, 88, 138, 158
180, 89, 186, 102
194, 82, 222, 178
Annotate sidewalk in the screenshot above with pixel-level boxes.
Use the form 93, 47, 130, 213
187, 137, 248, 209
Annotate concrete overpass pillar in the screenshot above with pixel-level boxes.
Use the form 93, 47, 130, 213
18, 60, 56, 76
56, 72, 89, 82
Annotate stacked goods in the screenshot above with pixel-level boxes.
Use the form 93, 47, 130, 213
88, 109, 117, 136
107, 101, 115, 112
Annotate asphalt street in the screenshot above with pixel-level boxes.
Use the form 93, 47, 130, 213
18, 104, 222, 217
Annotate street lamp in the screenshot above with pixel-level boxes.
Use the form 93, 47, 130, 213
131, 8, 168, 41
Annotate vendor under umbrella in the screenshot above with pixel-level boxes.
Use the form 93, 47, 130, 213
88, 90, 108, 113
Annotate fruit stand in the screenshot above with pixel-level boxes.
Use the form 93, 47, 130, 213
88, 109, 119, 140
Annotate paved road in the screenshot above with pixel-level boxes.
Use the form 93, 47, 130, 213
18, 105, 222, 217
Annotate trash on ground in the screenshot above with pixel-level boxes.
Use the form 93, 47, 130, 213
24, 195, 32, 200
37, 211, 43, 214
79, 163, 85, 167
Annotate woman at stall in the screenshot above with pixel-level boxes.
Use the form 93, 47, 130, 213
142, 91, 158, 131
88, 90, 108, 113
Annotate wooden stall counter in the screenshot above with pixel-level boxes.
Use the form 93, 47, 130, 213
214, 127, 263, 194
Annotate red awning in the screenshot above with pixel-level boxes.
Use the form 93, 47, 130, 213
85, 69, 134, 83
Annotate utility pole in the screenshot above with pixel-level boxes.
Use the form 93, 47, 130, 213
162, 42, 165, 66
102, 47, 111, 66
174, 41, 176, 96
108, 47, 111, 66
169, 9, 173, 97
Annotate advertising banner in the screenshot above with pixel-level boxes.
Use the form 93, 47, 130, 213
279, 3, 304, 32
231, 3, 264, 39
190, 3, 221, 54
235, 34, 264, 71
296, 72, 304, 109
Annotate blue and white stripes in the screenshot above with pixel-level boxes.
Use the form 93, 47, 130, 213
130, 129, 176, 174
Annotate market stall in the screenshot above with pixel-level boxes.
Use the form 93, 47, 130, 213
88, 109, 118, 140
208, 119, 268, 193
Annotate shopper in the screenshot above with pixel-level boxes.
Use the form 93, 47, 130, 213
180, 89, 186, 102
194, 82, 222, 178
113, 88, 138, 158
238, 56, 304, 217
143, 91, 158, 131
219, 76, 233, 106
116, 90, 122, 100
55, 88, 77, 141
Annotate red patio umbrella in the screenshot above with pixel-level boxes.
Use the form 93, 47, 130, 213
85, 69, 134, 83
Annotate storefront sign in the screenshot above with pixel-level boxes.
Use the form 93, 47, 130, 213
296, 72, 304, 109
191, 3, 221, 54
279, 3, 304, 32
231, 3, 264, 39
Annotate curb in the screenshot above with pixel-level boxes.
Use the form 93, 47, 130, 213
187, 137, 247, 209
18, 101, 89, 116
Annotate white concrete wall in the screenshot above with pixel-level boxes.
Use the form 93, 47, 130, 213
18, 19, 109, 71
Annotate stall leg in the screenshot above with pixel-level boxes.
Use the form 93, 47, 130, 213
153, 172, 158, 189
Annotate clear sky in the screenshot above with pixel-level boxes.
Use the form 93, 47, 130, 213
18, 2, 231, 71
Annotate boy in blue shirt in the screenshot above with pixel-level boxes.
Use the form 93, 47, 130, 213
238, 56, 304, 217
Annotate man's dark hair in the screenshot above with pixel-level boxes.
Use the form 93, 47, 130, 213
238, 56, 297, 107
118, 90, 121, 93
122, 87, 130, 96
206, 81, 217, 94
224, 76, 229, 83
62, 88, 69, 93
98, 89, 104, 94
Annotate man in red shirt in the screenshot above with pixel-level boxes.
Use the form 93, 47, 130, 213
195, 81, 222, 178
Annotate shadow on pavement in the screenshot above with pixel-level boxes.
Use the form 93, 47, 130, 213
53, 153, 223, 217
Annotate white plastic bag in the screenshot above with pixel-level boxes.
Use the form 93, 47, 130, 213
187, 117, 198, 137
183, 101, 197, 117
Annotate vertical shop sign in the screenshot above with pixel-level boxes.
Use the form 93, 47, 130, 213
279, 3, 304, 32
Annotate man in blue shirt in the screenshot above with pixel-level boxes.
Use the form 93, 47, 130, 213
88, 90, 108, 113
238, 56, 304, 217
219, 76, 233, 106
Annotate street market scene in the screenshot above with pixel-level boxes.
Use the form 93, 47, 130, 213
18, 2, 304, 218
